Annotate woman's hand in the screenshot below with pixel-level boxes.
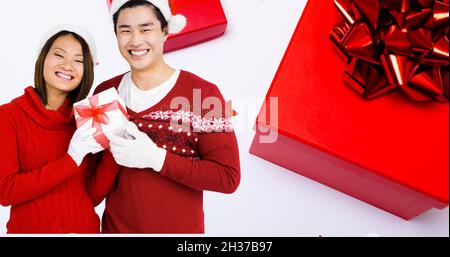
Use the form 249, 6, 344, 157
68, 126, 104, 166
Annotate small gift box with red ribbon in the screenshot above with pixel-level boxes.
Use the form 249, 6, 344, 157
250, 0, 449, 220
74, 88, 129, 150
107, 0, 228, 53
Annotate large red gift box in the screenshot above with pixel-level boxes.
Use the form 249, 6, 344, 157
107, 0, 227, 53
165, 0, 228, 53
250, 0, 449, 220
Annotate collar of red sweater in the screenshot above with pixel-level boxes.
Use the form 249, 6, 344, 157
12, 86, 74, 130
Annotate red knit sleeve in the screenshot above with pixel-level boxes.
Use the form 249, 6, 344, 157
83, 76, 126, 206
84, 150, 121, 207
81, 75, 128, 206
0, 106, 80, 207
159, 85, 241, 194
93, 74, 125, 95
161, 132, 240, 194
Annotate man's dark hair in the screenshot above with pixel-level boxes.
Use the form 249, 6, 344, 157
113, 0, 168, 34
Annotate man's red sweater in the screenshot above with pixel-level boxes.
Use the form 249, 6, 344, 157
95, 70, 241, 234
0, 87, 120, 234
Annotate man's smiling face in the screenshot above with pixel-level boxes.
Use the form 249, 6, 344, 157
116, 5, 168, 72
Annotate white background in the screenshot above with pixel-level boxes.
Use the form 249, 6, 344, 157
0, 0, 448, 236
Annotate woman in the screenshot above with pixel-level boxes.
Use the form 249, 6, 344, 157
0, 25, 119, 234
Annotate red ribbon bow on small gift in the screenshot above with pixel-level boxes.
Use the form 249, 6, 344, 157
74, 95, 128, 149
330, 0, 449, 103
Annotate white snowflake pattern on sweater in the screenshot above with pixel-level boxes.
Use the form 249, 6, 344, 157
141, 110, 233, 133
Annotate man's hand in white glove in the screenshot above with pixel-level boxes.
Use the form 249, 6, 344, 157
68, 126, 104, 166
106, 121, 167, 172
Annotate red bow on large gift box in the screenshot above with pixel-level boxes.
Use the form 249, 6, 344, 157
330, 0, 449, 103
250, 0, 449, 220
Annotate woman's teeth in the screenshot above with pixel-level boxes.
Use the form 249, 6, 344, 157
56, 72, 73, 80
130, 49, 149, 57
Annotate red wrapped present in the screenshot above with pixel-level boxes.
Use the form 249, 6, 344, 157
74, 88, 129, 150
165, 0, 227, 52
250, 0, 449, 220
107, 0, 228, 53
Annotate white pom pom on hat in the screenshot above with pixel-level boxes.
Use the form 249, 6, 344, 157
168, 14, 187, 35
110, 0, 187, 34
37, 24, 98, 65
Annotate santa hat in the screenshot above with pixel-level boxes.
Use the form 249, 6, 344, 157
37, 24, 98, 65
110, 0, 187, 34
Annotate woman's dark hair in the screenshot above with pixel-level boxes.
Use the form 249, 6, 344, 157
113, 0, 168, 34
34, 31, 94, 105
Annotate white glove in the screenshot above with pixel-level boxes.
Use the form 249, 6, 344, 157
68, 126, 104, 166
106, 121, 167, 172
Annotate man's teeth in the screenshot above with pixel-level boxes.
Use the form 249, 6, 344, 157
56, 72, 72, 80
130, 50, 149, 57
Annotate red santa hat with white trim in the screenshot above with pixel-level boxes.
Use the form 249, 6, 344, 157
109, 0, 187, 34
37, 24, 98, 65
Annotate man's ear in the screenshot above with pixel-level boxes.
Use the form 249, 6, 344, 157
163, 27, 169, 41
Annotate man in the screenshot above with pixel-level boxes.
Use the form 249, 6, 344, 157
94, 0, 241, 234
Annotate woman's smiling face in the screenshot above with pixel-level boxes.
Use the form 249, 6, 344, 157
43, 34, 84, 95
